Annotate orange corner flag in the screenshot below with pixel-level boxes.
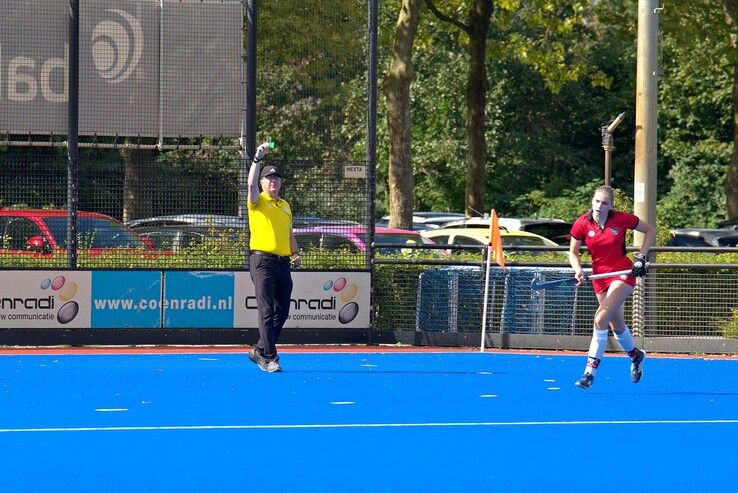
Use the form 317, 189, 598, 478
489, 209, 505, 270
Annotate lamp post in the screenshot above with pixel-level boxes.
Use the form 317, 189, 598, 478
601, 112, 625, 187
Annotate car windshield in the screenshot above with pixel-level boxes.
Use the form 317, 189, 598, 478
44, 216, 147, 249
524, 223, 571, 240
139, 231, 179, 249
502, 236, 549, 247
667, 235, 707, 247
375, 232, 426, 254
716, 236, 738, 247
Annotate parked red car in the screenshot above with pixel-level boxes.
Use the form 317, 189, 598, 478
0, 209, 156, 258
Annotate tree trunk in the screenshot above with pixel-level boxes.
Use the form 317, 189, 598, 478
121, 138, 154, 223
726, 51, 738, 219
464, 0, 492, 217
384, 0, 423, 229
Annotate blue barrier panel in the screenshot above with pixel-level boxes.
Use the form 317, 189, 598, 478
416, 266, 501, 333
416, 266, 579, 335
163, 271, 235, 328
501, 267, 578, 335
91, 271, 162, 328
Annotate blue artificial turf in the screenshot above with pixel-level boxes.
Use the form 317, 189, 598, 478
1, 351, 737, 492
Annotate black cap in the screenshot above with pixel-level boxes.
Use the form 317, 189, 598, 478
260, 165, 282, 179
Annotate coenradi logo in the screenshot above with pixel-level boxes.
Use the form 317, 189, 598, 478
41, 275, 80, 324
323, 277, 360, 324
91, 9, 143, 83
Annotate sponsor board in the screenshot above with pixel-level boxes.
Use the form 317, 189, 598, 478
0, 271, 91, 328
0, 0, 241, 137
163, 271, 235, 328
235, 272, 370, 329
91, 271, 162, 328
0, 270, 370, 329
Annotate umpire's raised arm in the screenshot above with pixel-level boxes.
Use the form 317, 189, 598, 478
248, 142, 271, 204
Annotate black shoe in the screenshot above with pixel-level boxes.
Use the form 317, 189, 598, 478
261, 352, 279, 364
575, 373, 594, 389
249, 348, 282, 372
630, 348, 646, 383
248, 348, 267, 369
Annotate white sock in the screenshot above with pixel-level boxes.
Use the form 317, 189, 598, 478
613, 326, 636, 353
584, 329, 609, 376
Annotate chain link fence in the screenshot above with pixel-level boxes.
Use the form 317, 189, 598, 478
3, 2, 737, 354
0, 151, 371, 269
0, 1, 371, 271
374, 254, 738, 354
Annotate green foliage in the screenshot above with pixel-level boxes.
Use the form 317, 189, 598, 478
0, 255, 66, 269
660, 1, 738, 65
656, 157, 728, 229
300, 247, 366, 270
496, 1, 608, 93
590, 0, 735, 230
517, 179, 633, 222
255, 1, 369, 163
655, 34, 733, 228
373, 262, 428, 330
719, 308, 738, 339
391, 37, 632, 216
1, 0, 735, 240
405, 42, 469, 213
654, 250, 738, 265
0, 245, 455, 271
403, 0, 635, 217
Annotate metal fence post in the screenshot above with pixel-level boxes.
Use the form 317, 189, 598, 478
631, 279, 646, 338
67, 0, 80, 269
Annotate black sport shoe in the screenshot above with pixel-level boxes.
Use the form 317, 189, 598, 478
249, 348, 282, 372
630, 348, 646, 383
575, 373, 594, 389
248, 348, 268, 369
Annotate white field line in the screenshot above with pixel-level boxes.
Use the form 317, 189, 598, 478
1, 419, 738, 434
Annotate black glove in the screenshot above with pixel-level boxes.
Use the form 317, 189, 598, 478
631, 254, 647, 277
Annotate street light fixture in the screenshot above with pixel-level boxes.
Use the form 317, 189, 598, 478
601, 111, 625, 186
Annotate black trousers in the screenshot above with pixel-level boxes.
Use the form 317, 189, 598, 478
249, 252, 293, 359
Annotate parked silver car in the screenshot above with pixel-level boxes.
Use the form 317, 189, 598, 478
125, 214, 245, 229
440, 216, 572, 245
126, 214, 358, 229
375, 211, 465, 231
667, 228, 738, 247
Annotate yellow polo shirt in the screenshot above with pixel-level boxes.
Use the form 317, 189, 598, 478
248, 192, 293, 256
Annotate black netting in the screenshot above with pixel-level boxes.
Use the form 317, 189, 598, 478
0, 1, 372, 272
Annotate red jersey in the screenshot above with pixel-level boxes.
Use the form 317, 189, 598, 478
570, 210, 639, 275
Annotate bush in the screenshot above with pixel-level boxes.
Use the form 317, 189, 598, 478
719, 308, 738, 339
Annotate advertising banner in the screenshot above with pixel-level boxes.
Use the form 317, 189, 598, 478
234, 272, 371, 329
91, 271, 162, 328
0, 0, 241, 137
163, 271, 235, 328
160, 1, 243, 137
0, 271, 91, 328
0, 270, 370, 329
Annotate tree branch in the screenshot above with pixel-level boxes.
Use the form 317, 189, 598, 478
724, 0, 738, 48
425, 0, 470, 34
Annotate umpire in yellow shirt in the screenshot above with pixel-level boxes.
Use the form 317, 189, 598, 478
247, 142, 301, 372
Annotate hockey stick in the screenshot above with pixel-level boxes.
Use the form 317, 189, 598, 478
530, 268, 635, 291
